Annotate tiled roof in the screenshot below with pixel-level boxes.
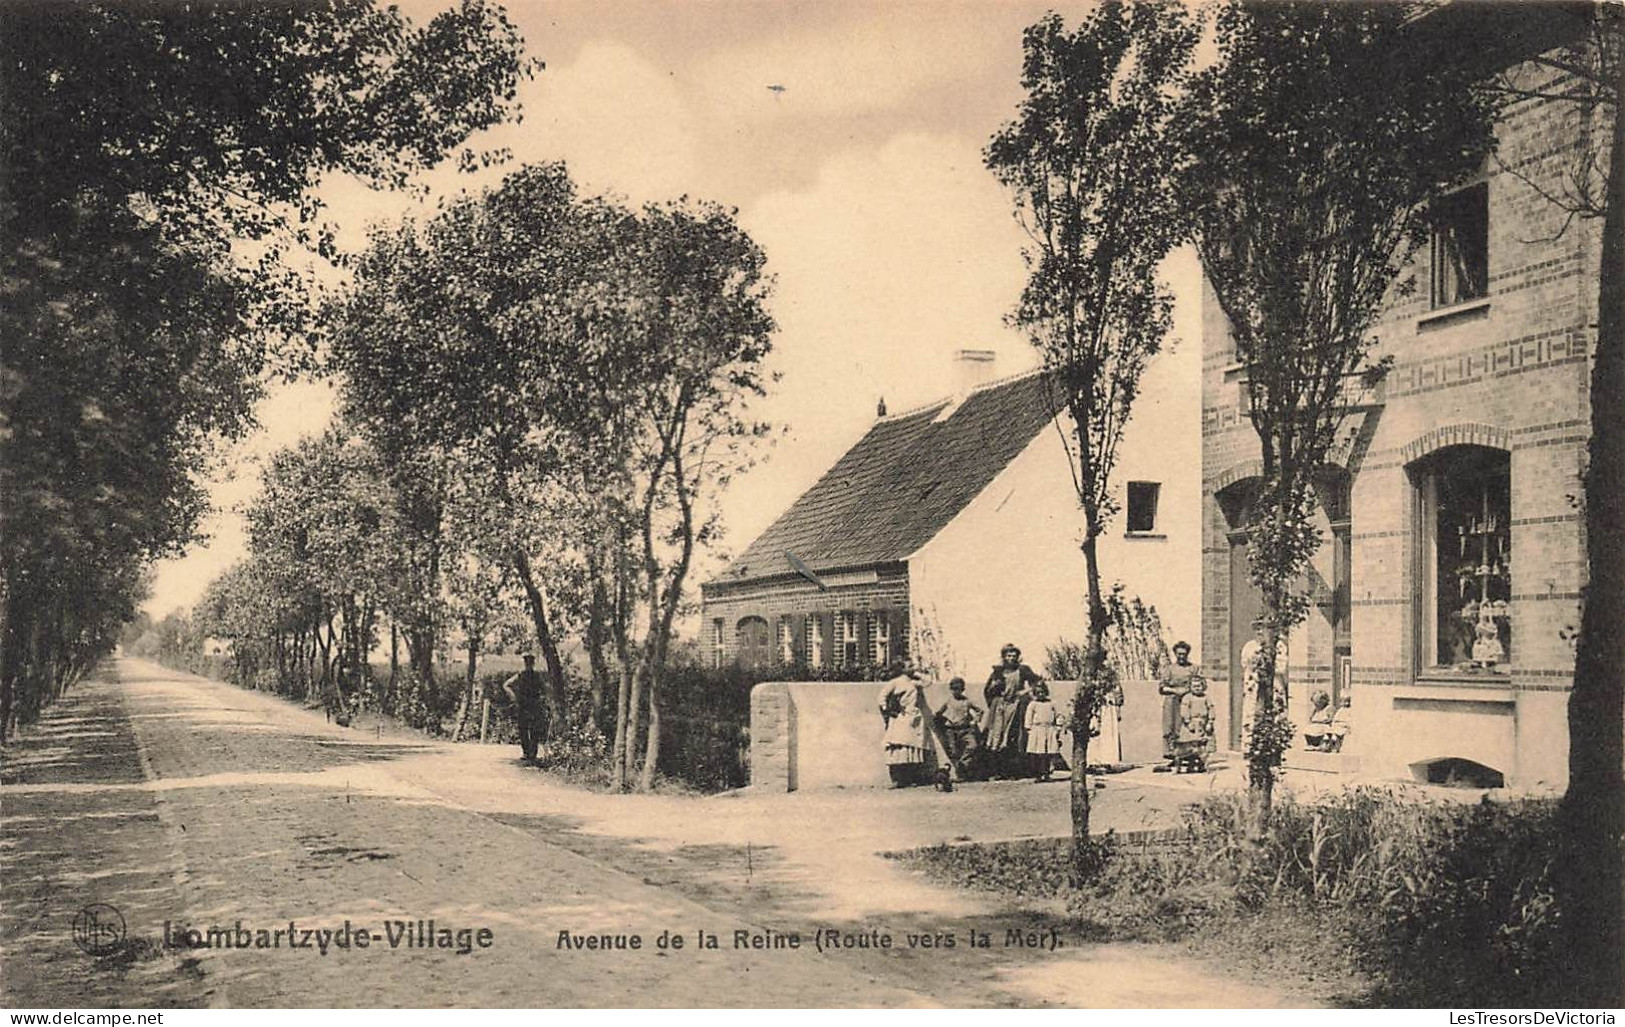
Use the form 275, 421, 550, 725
712, 370, 1061, 585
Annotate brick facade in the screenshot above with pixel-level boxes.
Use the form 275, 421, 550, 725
699, 564, 911, 674
1200, 53, 1598, 788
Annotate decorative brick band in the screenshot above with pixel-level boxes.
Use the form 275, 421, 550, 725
1513, 434, 1588, 452
1513, 419, 1587, 436
1399, 422, 1512, 465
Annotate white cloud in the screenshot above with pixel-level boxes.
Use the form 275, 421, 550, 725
523, 41, 701, 205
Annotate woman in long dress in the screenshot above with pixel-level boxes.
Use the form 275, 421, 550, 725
877, 669, 930, 787
983, 643, 1040, 777
1091, 678, 1124, 768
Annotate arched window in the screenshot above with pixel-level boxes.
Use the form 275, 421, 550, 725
1411, 445, 1511, 674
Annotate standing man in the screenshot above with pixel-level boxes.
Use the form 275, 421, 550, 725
502, 653, 545, 763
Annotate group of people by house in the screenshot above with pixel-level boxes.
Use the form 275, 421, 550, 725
1156, 640, 1215, 773
879, 638, 1275, 787
876, 643, 1070, 787
879, 641, 1164, 787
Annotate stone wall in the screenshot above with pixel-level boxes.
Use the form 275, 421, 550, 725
749, 677, 1168, 792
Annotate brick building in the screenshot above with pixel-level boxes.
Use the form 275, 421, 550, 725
1199, 4, 1600, 789
703, 347, 1200, 683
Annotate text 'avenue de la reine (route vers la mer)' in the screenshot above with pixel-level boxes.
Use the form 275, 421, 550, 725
555, 925, 1064, 955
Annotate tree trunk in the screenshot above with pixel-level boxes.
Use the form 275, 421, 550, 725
453, 632, 479, 742
636, 519, 666, 793
317, 614, 334, 693
0, 669, 14, 745
1070, 528, 1109, 885
638, 425, 700, 793
1246, 489, 1292, 839
388, 621, 399, 703
1559, 84, 1625, 1007
512, 548, 569, 736
585, 546, 612, 730
611, 521, 634, 791
639, 664, 662, 792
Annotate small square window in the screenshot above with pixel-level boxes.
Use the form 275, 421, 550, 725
1127, 481, 1161, 534
1431, 183, 1489, 309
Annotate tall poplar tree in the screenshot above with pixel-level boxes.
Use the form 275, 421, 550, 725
986, 0, 1195, 877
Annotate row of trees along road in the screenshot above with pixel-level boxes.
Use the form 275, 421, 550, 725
0, 0, 534, 741
325, 163, 775, 792
992, 0, 1618, 976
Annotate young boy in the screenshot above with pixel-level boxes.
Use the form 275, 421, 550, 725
935, 677, 983, 781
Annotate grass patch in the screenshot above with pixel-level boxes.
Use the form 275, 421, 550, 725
891, 787, 1575, 1007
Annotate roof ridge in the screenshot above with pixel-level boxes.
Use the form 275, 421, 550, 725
876, 364, 1047, 424
877, 396, 951, 423
969, 364, 1046, 396
708, 369, 1059, 587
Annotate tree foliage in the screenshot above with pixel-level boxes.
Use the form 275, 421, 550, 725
0, 0, 532, 740
328, 162, 775, 789
985, 0, 1195, 880
1180, 0, 1498, 828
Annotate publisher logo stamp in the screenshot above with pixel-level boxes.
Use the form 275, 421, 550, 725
73, 903, 126, 956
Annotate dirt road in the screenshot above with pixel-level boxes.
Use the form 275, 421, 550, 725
1, 659, 1300, 1008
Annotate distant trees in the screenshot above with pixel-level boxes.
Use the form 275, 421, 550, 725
0, 0, 533, 739
985, 0, 1195, 878
1179, 0, 1497, 829
327, 162, 775, 789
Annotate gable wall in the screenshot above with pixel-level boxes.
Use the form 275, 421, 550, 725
910, 340, 1202, 682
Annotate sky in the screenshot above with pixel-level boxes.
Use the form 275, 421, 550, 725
145, 0, 1204, 618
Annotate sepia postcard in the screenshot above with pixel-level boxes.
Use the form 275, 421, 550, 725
2, 0, 1619, 1013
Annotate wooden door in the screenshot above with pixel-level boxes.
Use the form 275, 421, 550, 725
735, 617, 772, 673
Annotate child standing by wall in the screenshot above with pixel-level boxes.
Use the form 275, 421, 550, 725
1174, 676, 1215, 773
1024, 681, 1063, 783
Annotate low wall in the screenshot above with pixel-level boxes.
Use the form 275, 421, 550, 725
750, 677, 1167, 792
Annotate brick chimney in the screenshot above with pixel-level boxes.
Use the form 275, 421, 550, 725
954, 348, 997, 395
